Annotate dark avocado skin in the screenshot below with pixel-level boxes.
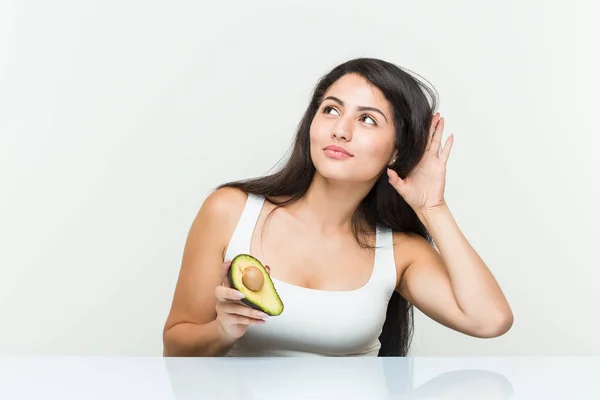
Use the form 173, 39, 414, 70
227, 253, 284, 316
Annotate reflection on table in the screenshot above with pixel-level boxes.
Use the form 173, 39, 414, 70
1, 356, 599, 399
164, 356, 513, 400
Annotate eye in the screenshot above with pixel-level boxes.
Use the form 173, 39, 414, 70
323, 105, 339, 116
360, 114, 377, 126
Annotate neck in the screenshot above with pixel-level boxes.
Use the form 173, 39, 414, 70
290, 173, 375, 235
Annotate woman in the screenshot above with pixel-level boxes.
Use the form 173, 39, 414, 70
162, 57, 513, 357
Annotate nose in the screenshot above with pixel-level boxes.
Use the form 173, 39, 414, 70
332, 118, 353, 141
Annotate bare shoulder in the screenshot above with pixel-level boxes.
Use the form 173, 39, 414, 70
196, 186, 248, 255
201, 186, 248, 220
391, 231, 441, 288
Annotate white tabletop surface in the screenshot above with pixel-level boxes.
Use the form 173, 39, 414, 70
0, 356, 598, 399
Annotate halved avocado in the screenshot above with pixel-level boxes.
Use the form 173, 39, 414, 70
228, 254, 284, 316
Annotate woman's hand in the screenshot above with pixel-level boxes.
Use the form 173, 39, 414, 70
387, 112, 454, 215
214, 260, 270, 342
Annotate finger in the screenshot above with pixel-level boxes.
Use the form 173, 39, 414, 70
430, 117, 445, 154
439, 134, 454, 163
217, 310, 266, 329
426, 112, 441, 150
214, 285, 246, 302
229, 315, 267, 327
220, 302, 269, 320
221, 259, 232, 287
386, 168, 404, 192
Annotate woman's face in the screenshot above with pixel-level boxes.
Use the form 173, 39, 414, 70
309, 73, 396, 184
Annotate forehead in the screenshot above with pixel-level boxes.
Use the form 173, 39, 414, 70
323, 73, 390, 111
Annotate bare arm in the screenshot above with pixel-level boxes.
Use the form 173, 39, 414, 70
162, 187, 247, 356
163, 320, 234, 357
396, 205, 513, 338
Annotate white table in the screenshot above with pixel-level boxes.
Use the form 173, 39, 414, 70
0, 356, 598, 399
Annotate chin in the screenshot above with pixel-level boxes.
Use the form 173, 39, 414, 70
313, 157, 378, 184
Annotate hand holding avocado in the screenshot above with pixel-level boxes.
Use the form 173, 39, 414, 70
214, 255, 282, 342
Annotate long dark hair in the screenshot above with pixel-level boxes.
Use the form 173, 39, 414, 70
218, 57, 438, 356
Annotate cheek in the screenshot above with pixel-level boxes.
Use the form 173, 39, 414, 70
357, 134, 395, 163
309, 119, 331, 144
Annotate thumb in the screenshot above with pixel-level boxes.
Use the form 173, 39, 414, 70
221, 259, 232, 287
387, 168, 404, 190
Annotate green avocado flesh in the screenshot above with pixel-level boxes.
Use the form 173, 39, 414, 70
228, 254, 284, 316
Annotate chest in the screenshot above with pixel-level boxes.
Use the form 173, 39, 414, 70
249, 214, 377, 292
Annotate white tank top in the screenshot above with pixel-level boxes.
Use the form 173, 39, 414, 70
224, 193, 398, 357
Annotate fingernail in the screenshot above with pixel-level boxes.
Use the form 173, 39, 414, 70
257, 312, 269, 319
234, 291, 245, 299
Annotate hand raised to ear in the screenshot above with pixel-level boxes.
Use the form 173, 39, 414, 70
387, 112, 454, 214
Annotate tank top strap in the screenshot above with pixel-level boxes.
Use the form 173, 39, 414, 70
372, 225, 399, 299
224, 193, 265, 261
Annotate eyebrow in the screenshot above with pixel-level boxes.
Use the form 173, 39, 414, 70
322, 95, 388, 123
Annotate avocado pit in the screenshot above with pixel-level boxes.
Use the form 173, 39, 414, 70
242, 266, 264, 292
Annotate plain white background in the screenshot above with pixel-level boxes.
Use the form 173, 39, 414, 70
1, 0, 597, 357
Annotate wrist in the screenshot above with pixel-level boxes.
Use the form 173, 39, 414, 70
213, 319, 237, 347
416, 202, 451, 227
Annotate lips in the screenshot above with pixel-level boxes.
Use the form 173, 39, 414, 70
322, 145, 354, 157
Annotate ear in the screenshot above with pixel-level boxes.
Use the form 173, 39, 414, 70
388, 150, 398, 166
